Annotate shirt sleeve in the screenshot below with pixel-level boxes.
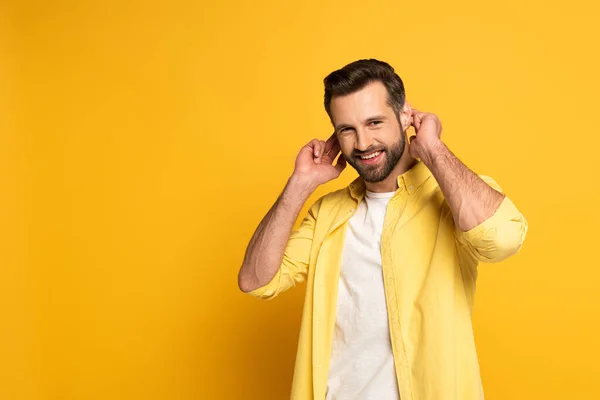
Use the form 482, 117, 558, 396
246, 197, 322, 300
454, 175, 528, 264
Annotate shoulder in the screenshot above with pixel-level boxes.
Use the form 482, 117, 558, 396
308, 184, 354, 217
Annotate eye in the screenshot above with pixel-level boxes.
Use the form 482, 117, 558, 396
369, 120, 383, 126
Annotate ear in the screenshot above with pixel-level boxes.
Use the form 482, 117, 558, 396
399, 101, 412, 132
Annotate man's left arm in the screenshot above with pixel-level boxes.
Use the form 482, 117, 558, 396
408, 109, 528, 263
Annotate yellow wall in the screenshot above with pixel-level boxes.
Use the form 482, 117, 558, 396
2, 0, 599, 398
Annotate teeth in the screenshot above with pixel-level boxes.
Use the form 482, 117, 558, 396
360, 151, 381, 160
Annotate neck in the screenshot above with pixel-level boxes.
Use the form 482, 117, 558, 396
364, 149, 418, 193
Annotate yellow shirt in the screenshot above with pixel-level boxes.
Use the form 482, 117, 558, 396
247, 161, 528, 400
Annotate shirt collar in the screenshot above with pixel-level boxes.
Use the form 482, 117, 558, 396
348, 160, 432, 200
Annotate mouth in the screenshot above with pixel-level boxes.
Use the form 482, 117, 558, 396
356, 150, 384, 165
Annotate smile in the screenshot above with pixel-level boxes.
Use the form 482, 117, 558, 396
359, 151, 382, 160
357, 150, 384, 165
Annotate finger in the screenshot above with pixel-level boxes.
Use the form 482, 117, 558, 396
410, 115, 420, 131
324, 132, 338, 154
334, 154, 346, 174
306, 139, 320, 162
327, 140, 341, 161
314, 140, 326, 164
308, 139, 319, 154
410, 109, 427, 128
325, 131, 337, 146
309, 139, 322, 156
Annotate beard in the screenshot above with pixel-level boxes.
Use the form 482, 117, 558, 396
346, 132, 406, 183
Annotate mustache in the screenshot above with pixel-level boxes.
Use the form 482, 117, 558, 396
352, 147, 386, 157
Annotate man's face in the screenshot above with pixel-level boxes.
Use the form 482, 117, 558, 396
330, 81, 408, 183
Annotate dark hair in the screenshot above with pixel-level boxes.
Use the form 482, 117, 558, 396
323, 59, 406, 121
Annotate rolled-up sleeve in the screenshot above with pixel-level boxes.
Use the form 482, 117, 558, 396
454, 176, 528, 264
246, 197, 322, 300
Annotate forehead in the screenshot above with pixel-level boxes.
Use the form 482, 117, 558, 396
329, 81, 393, 124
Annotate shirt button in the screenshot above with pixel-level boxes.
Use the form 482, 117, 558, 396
409, 185, 414, 190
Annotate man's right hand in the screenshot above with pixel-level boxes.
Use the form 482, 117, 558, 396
292, 133, 346, 189
239, 134, 345, 294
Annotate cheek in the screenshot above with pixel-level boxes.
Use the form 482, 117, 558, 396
381, 126, 403, 144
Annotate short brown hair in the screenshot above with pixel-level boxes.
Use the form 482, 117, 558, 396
323, 59, 406, 121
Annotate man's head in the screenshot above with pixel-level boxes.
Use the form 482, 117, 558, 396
324, 59, 412, 183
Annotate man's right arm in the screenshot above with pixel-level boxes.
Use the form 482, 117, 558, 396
237, 175, 317, 295
237, 134, 346, 299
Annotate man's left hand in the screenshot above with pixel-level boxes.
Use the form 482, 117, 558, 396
408, 109, 444, 164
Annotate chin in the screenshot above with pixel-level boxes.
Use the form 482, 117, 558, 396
362, 173, 389, 183
358, 167, 390, 183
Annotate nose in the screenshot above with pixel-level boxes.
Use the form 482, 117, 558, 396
355, 129, 375, 152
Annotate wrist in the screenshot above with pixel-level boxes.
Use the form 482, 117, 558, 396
419, 139, 446, 166
286, 174, 318, 201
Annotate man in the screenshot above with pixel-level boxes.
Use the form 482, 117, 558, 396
238, 59, 528, 400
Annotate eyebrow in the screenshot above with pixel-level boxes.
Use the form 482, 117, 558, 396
335, 115, 388, 132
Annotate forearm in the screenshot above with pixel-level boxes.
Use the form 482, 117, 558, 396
422, 141, 504, 232
238, 175, 316, 293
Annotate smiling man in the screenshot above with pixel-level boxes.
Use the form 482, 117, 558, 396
238, 59, 528, 400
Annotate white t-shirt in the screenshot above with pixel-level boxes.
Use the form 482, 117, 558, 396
325, 189, 400, 400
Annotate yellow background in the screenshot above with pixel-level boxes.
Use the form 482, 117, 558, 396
2, 0, 599, 398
